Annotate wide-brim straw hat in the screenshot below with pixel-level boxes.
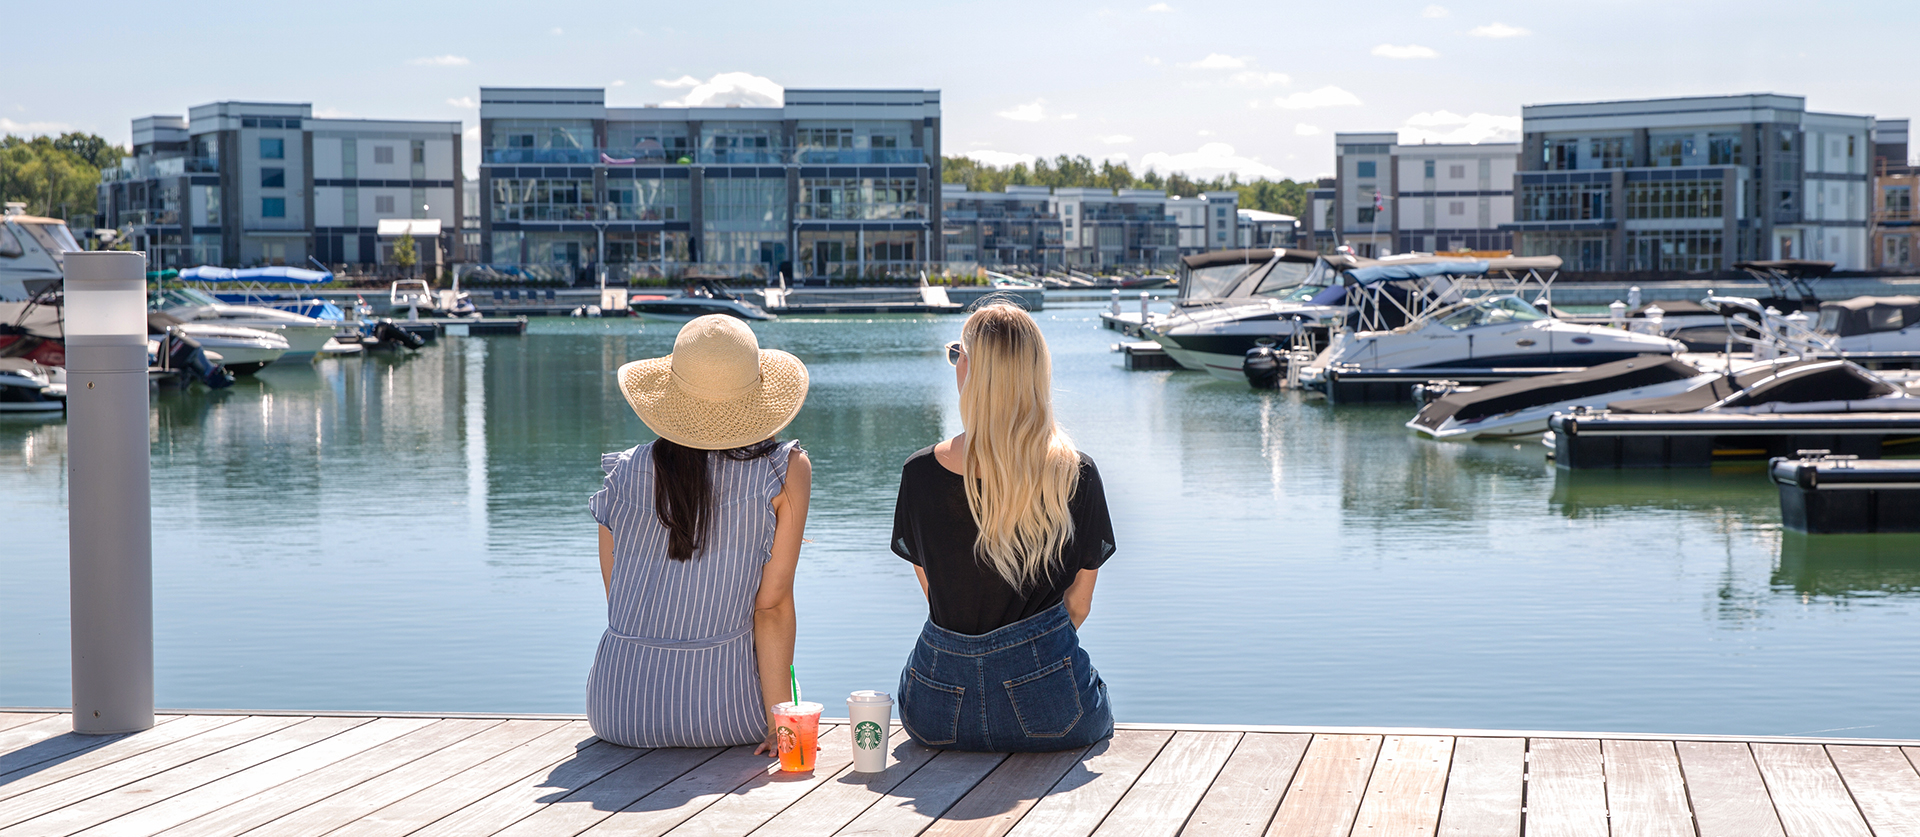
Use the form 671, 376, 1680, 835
618, 315, 808, 450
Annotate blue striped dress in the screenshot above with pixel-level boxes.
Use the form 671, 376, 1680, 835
586, 440, 797, 748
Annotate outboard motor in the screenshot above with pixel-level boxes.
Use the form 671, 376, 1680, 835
162, 329, 235, 389
1244, 345, 1283, 390
372, 319, 427, 350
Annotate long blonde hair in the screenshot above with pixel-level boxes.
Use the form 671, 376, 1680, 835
957, 303, 1080, 589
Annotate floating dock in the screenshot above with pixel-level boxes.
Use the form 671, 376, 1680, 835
1116, 341, 1180, 371
6, 709, 1920, 835
1548, 410, 1920, 469
1771, 454, 1920, 533
762, 287, 963, 315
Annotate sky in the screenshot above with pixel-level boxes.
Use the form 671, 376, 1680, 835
6, 1, 1917, 183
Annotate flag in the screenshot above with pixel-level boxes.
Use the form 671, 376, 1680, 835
1373, 190, 1385, 212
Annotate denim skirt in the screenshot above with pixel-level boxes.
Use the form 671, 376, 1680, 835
897, 604, 1113, 753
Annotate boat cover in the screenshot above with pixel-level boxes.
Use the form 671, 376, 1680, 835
1817, 296, 1920, 337
1347, 261, 1488, 285
1630, 299, 1715, 317
1734, 259, 1835, 277
1608, 360, 1894, 414
1412, 355, 1698, 430
178, 265, 335, 284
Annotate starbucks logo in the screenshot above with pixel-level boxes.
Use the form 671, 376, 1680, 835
776, 725, 796, 751
854, 720, 884, 750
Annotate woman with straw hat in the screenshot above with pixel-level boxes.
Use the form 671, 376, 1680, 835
891, 302, 1116, 752
587, 314, 811, 752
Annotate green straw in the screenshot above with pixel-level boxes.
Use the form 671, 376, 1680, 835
789, 664, 800, 705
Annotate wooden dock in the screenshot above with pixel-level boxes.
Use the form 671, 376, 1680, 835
4, 709, 1919, 835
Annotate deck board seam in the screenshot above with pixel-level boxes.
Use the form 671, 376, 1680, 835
1822, 743, 1882, 836
1167, 732, 1243, 837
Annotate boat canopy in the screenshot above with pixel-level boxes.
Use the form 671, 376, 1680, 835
1413, 355, 1697, 429
1609, 360, 1896, 414
1175, 248, 1325, 304
177, 265, 335, 284
1347, 261, 1488, 285
1734, 259, 1835, 277
1816, 295, 1920, 337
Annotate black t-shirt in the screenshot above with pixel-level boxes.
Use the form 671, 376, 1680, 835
891, 445, 1116, 636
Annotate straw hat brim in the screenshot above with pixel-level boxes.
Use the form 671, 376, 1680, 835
618, 349, 809, 450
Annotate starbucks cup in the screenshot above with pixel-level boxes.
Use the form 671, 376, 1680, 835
846, 690, 893, 773
771, 701, 823, 773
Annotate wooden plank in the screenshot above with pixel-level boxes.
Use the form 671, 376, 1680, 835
1001, 729, 1173, 837
1435, 737, 1523, 837
243, 719, 563, 837
920, 748, 1091, 837
1264, 734, 1381, 837
1673, 741, 1785, 837
1750, 743, 1873, 837
0, 715, 369, 837
491, 747, 725, 837
1523, 738, 1608, 837
322, 721, 596, 837
410, 739, 649, 837
1601, 739, 1692, 837
1092, 731, 1240, 837
830, 749, 1006, 837
576, 740, 809, 837
0, 716, 89, 767
1827, 744, 1920, 837
750, 728, 940, 837
666, 723, 861, 837
153, 718, 504, 837
66, 717, 431, 837
1181, 733, 1310, 837
1350, 735, 1453, 836
0, 713, 57, 734
0, 716, 237, 804
0, 715, 303, 829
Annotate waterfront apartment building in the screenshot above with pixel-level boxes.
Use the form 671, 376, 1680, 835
99, 103, 462, 271
1051, 187, 1183, 269
941, 185, 1273, 270
1506, 94, 1874, 273
1872, 119, 1915, 271
1300, 133, 1516, 257
477, 87, 940, 283
939, 184, 1063, 269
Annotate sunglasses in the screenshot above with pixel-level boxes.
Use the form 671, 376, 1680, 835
945, 341, 966, 366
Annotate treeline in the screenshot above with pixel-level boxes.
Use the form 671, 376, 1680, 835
1, 133, 124, 226
942, 154, 1310, 219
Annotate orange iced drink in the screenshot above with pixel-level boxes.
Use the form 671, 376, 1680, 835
772, 701, 823, 772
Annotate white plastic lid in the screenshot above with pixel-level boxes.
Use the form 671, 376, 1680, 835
846, 690, 893, 704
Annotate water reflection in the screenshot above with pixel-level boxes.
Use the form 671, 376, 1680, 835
1549, 467, 1776, 521
1776, 533, 1920, 597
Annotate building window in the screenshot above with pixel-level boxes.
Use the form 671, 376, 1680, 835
797, 128, 853, 149
797, 177, 921, 220
1356, 161, 1376, 178
603, 178, 690, 221
260, 168, 285, 189
262, 197, 285, 218
1589, 137, 1627, 169
1520, 182, 1612, 221
489, 178, 598, 221
260, 138, 284, 160
1547, 139, 1578, 170
375, 195, 396, 214
1357, 208, 1376, 224
1448, 201, 1466, 216
1424, 160, 1435, 178
1629, 230, 1723, 272
1649, 135, 1687, 167
1708, 134, 1741, 166
1887, 185, 1913, 215
374, 146, 394, 165
1449, 164, 1466, 179
1626, 180, 1723, 219
1518, 231, 1611, 271
411, 140, 426, 179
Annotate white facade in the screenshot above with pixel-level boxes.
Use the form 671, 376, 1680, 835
1323, 132, 1516, 257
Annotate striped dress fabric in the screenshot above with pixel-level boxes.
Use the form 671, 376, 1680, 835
586, 440, 797, 748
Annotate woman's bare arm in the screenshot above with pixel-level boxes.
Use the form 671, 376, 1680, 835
598, 526, 615, 595
1063, 568, 1098, 629
752, 448, 811, 755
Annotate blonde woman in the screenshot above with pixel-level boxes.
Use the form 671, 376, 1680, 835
891, 303, 1115, 752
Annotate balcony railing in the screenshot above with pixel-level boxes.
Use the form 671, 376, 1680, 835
792, 148, 925, 165
482, 147, 930, 166
1875, 208, 1915, 223
102, 156, 219, 182
794, 203, 928, 221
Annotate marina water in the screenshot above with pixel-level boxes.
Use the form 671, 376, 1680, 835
5, 300, 1919, 738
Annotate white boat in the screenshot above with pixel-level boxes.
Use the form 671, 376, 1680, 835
152, 286, 338, 362
1814, 296, 1920, 353
0, 203, 77, 303
1408, 355, 1787, 440
1140, 249, 1343, 381
149, 312, 288, 374
630, 280, 774, 321
390, 279, 476, 318
0, 358, 64, 412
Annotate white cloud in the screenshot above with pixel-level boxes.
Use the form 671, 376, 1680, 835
1197, 129, 1214, 136
463, 126, 480, 139
998, 99, 1047, 122
609, 80, 626, 87
1140, 143, 1284, 180
313, 107, 354, 118
1469, 22, 1529, 38
1143, 56, 1163, 65
1272, 86, 1363, 109
1060, 113, 1079, 121
0, 117, 73, 136
1146, 2, 1171, 10
1398, 110, 1522, 144
657, 72, 783, 107
447, 96, 478, 109
963, 150, 1040, 168
1184, 53, 1247, 70
1231, 71, 1290, 86
549, 27, 564, 35
1295, 124, 1323, 136
1422, 4, 1449, 17
1372, 44, 1438, 59
1101, 135, 1135, 145
408, 55, 469, 67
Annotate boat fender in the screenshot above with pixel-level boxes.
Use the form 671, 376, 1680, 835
1243, 346, 1283, 390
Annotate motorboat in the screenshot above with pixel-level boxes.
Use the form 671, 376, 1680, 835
984, 271, 1043, 290
1409, 355, 1787, 440
0, 203, 77, 303
148, 312, 287, 374
630, 280, 774, 321
1813, 296, 1920, 353
152, 286, 339, 362
1297, 256, 1686, 398
177, 263, 348, 321
0, 357, 64, 412
389, 278, 477, 318
1139, 249, 1344, 381
0, 288, 66, 368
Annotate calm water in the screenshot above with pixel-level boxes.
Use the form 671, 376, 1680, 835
6, 301, 1920, 738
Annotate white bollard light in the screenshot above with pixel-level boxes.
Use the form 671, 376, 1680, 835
64, 250, 155, 735
1609, 300, 1627, 328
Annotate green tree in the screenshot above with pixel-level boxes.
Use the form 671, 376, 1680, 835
0, 135, 104, 225
940, 154, 1311, 219
53, 133, 124, 171
393, 232, 418, 277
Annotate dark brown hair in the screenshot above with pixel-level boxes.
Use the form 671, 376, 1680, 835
652, 437, 781, 561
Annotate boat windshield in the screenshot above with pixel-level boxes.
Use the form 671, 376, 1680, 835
1183, 262, 1261, 301
17, 220, 80, 254
1251, 261, 1311, 297
152, 287, 220, 309
1439, 296, 1546, 330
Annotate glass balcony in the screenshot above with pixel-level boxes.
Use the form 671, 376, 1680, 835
696, 148, 789, 165
794, 203, 928, 221
101, 156, 219, 182
794, 148, 925, 165
484, 147, 613, 165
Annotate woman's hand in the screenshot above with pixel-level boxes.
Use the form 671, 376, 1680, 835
753, 724, 780, 757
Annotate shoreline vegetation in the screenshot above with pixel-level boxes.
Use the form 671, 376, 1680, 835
941, 154, 1309, 219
